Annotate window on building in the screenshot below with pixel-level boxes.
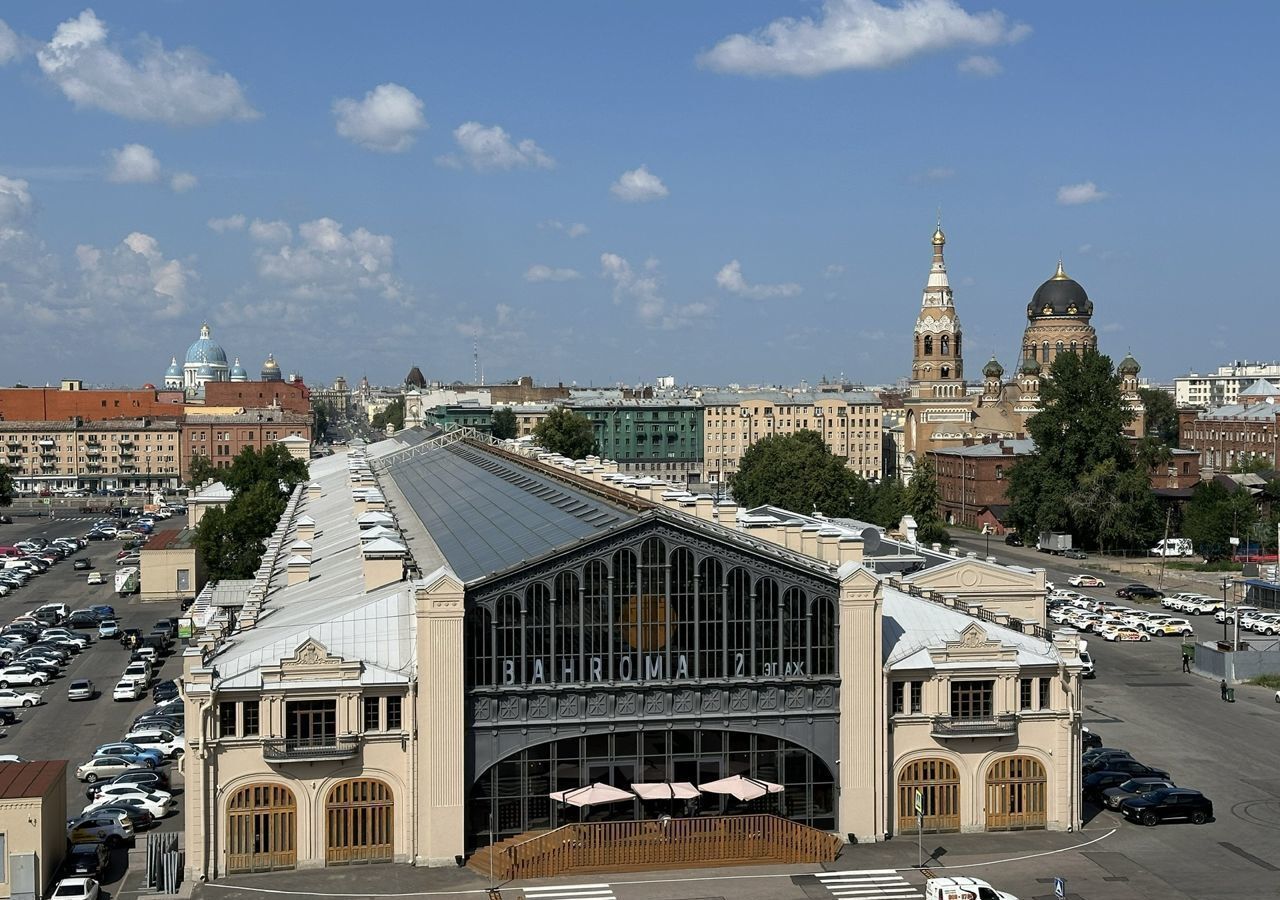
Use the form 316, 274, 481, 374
176, 569, 190, 592
950, 680, 994, 719
242, 701, 260, 736
386, 695, 402, 730
893, 681, 906, 715
1039, 677, 1051, 710
364, 696, 380, 732
1020, 678, 1033, 711
285, 699, 337, 746
218, 701, 238, 737
923, 336, 933, 355
910, 681, 923, 714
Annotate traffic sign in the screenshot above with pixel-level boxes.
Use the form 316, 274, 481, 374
1054, 876, 1066, 899
914, 788, 923, 815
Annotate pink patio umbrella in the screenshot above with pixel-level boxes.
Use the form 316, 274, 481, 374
549, 782, 636, 807
631, 782, 700, 800
697, 774, 784, 802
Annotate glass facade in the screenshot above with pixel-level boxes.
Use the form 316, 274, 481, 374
471, 729, 836, 847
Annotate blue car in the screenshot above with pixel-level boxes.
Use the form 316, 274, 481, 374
91, 743, 162, 768
90, 606, 116, 620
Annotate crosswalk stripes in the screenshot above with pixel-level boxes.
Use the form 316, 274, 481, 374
815, 869, 923, 899
520, 883, 617, 900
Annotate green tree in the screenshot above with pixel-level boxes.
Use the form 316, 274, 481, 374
1007, 349, 1151, 549
491, 407, 518, 440
185, 454, 217, 491
0, 463, 13, 507
312, 401, 331, 442
220, 444, 308, 496
1138, 387, 1179, 446
865, 477, 906, 529
1183, 479, 1259, 561
533, 407, 598, 459
903, 459, 950, 546
730, 430, 865, 517
371, 397, 405, 432
1066, 459, 1163, 553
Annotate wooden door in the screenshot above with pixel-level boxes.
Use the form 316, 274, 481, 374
984, 756, 1047, 830
897, 758, 960, 834
326, 779, 394, 865
227, 784, 296, 873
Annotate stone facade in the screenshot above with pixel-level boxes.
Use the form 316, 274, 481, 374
0, 417, 182, 492
1179, 379, 1280, 474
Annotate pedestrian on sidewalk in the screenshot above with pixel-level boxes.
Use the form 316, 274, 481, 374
1182, 652, 1192, 673
1220, 679, 1229, 701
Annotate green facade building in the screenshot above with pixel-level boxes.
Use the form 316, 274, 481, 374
572, 399, 703, 479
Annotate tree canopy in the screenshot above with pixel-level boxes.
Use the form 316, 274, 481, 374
491, 407, 518, 440
0, 464, 12, 507
533, 407, 598, 459
904, 458, 950, 546
372, 397, 405, 432
1183, 479, 1260, 561
730, 430, 863, 517
1007, 349, 1162, 550
1138, 387, 1179, 446
185, 454, 217, 491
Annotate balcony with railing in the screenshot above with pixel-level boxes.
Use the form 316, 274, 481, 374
930, 713, 1018, 739
262, 734, 360, 763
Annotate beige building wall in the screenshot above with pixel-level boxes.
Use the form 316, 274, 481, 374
0, 420, 181, 489
140, 544, 205, 602
0, 763, 67, 899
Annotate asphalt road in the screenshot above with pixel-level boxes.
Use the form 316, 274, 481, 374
1, 513, 186, 896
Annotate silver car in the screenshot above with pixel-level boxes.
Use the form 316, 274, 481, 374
67, 679, 96, 702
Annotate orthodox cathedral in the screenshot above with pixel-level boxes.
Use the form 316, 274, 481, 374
901, 224, 1144, 478
162, 323, 288, 399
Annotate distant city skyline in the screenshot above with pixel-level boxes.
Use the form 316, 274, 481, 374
2, 2, 1277, 387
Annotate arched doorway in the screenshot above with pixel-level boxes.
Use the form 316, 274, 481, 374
226, 783, 296, 874
897, 759, 960, 834
326, 779, 394, 865
984, 756, 1047, 830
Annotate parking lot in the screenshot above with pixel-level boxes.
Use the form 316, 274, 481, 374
1, 513, 185, 897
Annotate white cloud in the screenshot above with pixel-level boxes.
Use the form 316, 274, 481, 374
715, 259, 802, 299
600, 252, 710, 329
252, 217, 405, 306
0, 18, 21, 66
823, 263, 845, 278
0, 175, 34, 226
610, 165, 668, 202
75, 231, 193, 319
1100, 322, 1123, 334
332, 83, 426, 153
248, 219, 292, 244
37, 9, 257, 125
540, 220, 589, 238
107, 143, 161, 184
958, 54, 1002, 76
698, 0, 1029, 77
446, 122, 554, 171
169, 171, 197, 193
524, 264, 581, 283
1056, 181, 1108, 205
207, 214, 246, 233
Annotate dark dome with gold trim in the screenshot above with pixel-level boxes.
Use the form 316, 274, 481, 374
1027, 261, 1092, 319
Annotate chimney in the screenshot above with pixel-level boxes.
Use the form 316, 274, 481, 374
290, 540, 312, 560
783, 523, 803, 550
800, 524, 822, 558
837, 535, 864, 565
307, 481, 322, 498
362, 538, 407, 592
366, 492, 386, 512
694, 497, 715, 520
818, 531, 840, 563
286, 555, 311, 586
714, 502, 738, 528
295, 514, 316, 542
1002, 442, 1014, 455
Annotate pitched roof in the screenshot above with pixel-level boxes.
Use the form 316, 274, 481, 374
882, 587, 1061, 670
0, 760, 67, 799
1239, 378, 1280, 397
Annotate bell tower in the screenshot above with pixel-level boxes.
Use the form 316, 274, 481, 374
911, 223, 965, 399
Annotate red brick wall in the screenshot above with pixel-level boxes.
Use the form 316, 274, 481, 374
180, 417, 312, 480
0, 388, 181, 422
203, 382, 311, 414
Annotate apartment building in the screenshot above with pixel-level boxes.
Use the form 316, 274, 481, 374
180, 410, 313, 476
0, 417, 182, 493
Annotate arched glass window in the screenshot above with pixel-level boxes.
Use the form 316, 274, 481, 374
553, 571, 580, 684
466, 606, 493, 688
813, 597, 836, 675
495, 594, 522, 686
954, 335, 961, 358
756, 577, 780, 675
940, 335, 950, 356
726, 567, 753, 677
582, 560, 610, 683
698, 558, 723, 678
941, 366, 950, 379
612, 549, 638, 681
1056, 341, 1064, 355
1042, 340, 1050, 360
782, 587, 808, 675
669, 549, 696, 677
525, 583, 552, 684
923, 336, 933, 355
1070, 340, 1077, 353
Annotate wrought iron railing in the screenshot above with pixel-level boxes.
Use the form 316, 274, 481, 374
930, 713, 1018, 738
262, 734, 360, 761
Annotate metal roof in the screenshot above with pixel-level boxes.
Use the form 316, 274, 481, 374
382, 441, 638, 584
882, 587, 1061, 670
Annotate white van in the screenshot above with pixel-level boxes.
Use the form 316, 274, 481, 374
1150, 538, 1194, 557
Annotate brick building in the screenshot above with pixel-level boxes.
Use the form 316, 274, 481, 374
1179, 379, 1280, 475
203, 380, 311, 414
180, 409, 313, 475
0, 380, 183, 423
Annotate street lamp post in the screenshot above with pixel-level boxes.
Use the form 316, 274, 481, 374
1221, 579, 1228, 645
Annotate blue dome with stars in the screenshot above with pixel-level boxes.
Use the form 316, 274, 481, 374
165, 356, 181, 378
185, 323, 228, 366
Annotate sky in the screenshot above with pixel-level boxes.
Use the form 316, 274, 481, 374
0, 1, 1277, 390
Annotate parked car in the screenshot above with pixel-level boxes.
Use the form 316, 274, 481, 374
0, 688, 42, 708
1082, 748, 1135, 768
85, 781, 173, 809
76, 755, 147, 782
1081, 727, 1103, 751
1216, 606, 1257, 624
48, 876, 101, 900
66, 809, 132, 845
1146, 618, 1195, 637
72, 558, 92, 571
1069, 575, 1104, 587
0, 665, 49, 688
112, 680, 143, 702
1120, 788, 1213, 826
91, 743, 161, 768
1116, 583, 1164, 601
1103, 626, 1152, 642
1085, 759, 1170, 780
91, 800, 156, 832
121, 661, 152, 687
1083, 770, 1137, 804
86, 572, 105, 585
62, 842, 110, 877
1102, 777, 1177, 810
86, 768, 170, 799
124, 728, 185, 760
97, 620, 119, 640
67, 679, 96, 701
151, 680, 179, 703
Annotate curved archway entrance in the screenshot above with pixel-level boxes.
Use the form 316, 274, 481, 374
897, 758, 960, 834
226, 783, 296, 874
326, 779, 394, 865
984, 756, 1047, 830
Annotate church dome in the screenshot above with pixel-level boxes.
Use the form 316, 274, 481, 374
197, 363, 215, 379
165, 356, 181, 378
1019, 356, 1042, 376
185, 323, 228, 365
261, 354, 282, 381
229, 357, 248, 381
1028, 261, 1093, 319
1118, 352, 1141, 375
983, 356, 1005, 378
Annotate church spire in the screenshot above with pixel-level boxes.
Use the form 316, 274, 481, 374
911, 221, 964, 387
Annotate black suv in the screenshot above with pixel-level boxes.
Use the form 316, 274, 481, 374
1084, 757, 1168, 778
1121, 788, 1212, 825
64, 842, 110, 877
1116, 583, 1163, 600
1004, 532, 1023, 546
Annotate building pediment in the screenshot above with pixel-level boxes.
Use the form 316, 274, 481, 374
903, 557, 1042, 595
936, 622, 1017, 663
260, 637, 363, 686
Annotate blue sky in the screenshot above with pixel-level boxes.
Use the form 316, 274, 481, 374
0, 2, 1276, 389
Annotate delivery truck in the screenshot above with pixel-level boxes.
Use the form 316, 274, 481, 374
925, 875, 1019, 900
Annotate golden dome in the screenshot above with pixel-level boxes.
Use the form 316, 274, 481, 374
1051, 259, 1070, 281
932, 226, 946, 245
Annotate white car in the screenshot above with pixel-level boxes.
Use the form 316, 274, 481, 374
85, 786, 175, 817
1216, 606, 1256, 624
112, 679, 142, 702
1145, 617, 1195, 637
0, 688, 41, 709
1183, 597, 1224, 616
1069, 574, 1107, 588
86, 572, 105, 585
121, 661, 152, 687
0, 666, 48, 688
124, 728, 186, 759
49, 877, 99, 900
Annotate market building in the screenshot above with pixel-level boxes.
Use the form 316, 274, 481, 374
180, 429, 1083, 881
